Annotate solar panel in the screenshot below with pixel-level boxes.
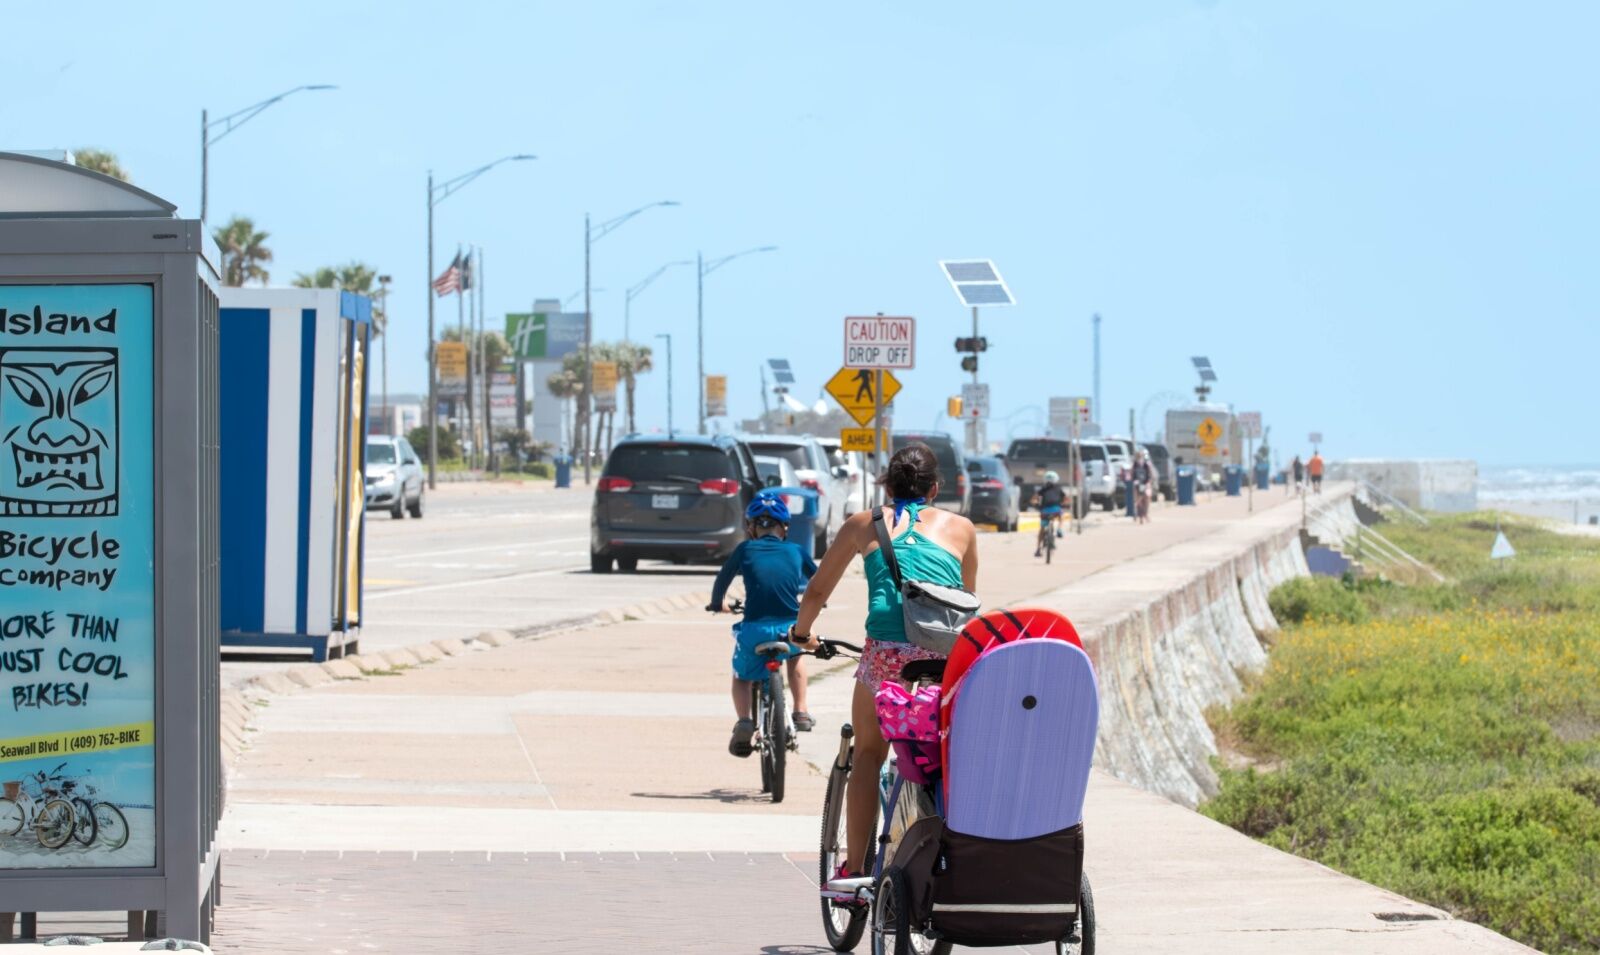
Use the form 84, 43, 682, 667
939, 259, 1015, 308
768, 358, 795, 385
1191, 356, 1212, 369
955, 283, 1012, 306
1199, 369, 1218, 382
942, 261, 997, 283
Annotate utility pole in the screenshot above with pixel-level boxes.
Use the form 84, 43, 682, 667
426, 172, 437, 487
457, 247, 468, 468
656, 333, 674, 435
583, 214, 593, 482
378, 274, 391, 435
1092, 313, 1102, 432
696, 251, 704, 435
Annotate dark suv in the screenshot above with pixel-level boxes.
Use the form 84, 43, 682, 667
590, 434, 764, 572
890, 431, 970, 515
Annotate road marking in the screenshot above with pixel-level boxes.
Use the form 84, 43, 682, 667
366, 535, 590, 562
364, 564, 584, 599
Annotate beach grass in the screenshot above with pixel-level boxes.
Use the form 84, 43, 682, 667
1204, 513, 1600, 953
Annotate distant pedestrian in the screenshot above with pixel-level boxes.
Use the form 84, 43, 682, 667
1132, 450, 1154, 524
1291, 455, 1305, 493
1308, 452, 1325, 494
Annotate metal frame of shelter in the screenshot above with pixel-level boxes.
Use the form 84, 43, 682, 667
0, 153, 223, 942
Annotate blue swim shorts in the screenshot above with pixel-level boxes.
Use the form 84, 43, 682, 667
731, 618, 799, 682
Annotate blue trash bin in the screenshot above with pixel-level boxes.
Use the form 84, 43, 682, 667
1254, 461, 1270, 491
554, 454, 573, 488
1124, 479, 1137, 517
1224, 465, 1244, 497
1176, 466, 1197, 506
770, 486, 821, 559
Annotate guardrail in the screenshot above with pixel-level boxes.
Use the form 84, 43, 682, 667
1356, 480, 1430, 526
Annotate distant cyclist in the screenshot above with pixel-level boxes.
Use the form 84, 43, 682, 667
1034, 470, 1067, 557
710, 491, 818, 756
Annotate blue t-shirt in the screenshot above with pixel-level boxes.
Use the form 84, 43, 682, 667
711, 536, 817, 621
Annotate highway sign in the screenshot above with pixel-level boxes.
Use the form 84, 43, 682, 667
840, 427, 879, 452
705, 374, 727, 417
826, 366, 902, 426
961, 382, 989, 419
1238, 411, 1261, 439
593, 360, 619, 413
844, 316, 915, 369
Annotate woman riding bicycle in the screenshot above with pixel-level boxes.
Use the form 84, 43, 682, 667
789, 443, 979, 883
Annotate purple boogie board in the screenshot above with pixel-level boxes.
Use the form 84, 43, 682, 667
944, 638, 1100, 839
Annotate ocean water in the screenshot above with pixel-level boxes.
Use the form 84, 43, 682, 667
1479, 465, 1600, 525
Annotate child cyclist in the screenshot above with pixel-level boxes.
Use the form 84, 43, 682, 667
1033, 469, 1067, 557
710, 491, 818, 757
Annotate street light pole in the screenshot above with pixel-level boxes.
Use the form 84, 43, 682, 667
423, 154, 535, 488
656, 333, 674, 435
624, 259, 692, 344
696, 245, 778, 434
582, 201, 680, 484
200, 84, 336, 222
378, 274, 391, 434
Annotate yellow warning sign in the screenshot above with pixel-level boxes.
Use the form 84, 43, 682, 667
1196, 417, 1222, 443
826, 367, 902, 427
840, 428, 880, 452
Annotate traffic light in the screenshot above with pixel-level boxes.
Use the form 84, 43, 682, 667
947, 396, 963, 418
953, 336, 989, 353
960, 355, 978, 373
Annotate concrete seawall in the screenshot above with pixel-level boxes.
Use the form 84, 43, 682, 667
1037, 485, 1361, 807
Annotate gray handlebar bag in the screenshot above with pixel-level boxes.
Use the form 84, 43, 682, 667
873, 508, 981, 655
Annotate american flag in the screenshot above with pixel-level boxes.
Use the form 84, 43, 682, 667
432, 252, 462, 296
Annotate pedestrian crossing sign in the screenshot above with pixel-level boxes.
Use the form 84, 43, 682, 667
825, 366, 901, 426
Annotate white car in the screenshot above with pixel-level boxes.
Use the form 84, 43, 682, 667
1077, 440, 1117, 511
744, 435, 850, 553
817, 437, 867, 516
366, 435, 425, 519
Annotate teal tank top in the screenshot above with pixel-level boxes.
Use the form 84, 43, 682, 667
864, 503, 966, 644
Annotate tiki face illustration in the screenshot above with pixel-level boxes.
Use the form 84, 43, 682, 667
0, 349, 119, 516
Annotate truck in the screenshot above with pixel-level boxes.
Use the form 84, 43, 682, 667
1165, 404, 1243, 489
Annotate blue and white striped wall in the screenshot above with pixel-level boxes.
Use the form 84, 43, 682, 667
219, 288, 371, 660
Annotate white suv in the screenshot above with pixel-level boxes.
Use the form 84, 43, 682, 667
1077, 440, 1117, 511
743, 435, 850, 553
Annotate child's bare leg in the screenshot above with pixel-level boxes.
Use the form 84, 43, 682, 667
786, 656, 809, 713
732, 677, 753, 720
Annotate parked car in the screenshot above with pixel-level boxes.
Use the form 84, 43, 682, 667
743, 435, 849, 553
816, 437, 867, 516
1078, 439, 1117, 511
965, 456, 1020, 531
365, 435, 425, 519
1003, 438, 1087, 518
889, 431, 970, 516
590, 434, 764, 572
1140, 441, 1176, 501
753, 454, 801, 490
1098, 436, 1135, 510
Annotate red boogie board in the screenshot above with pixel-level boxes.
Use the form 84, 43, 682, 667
939, 607, 1084, 793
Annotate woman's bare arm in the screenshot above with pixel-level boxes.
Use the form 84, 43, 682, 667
958, 517, 979, 592
792, 509, 874, 645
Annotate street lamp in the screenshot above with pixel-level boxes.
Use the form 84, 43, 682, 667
582, 201, 679, 483
378, 274, 392, 434
656, 333, 674, 436
698, 246, 777, 433
564, 287, 605, 308
201, 84, 336, 222
625, 260, 692, 343
426, 154, 535, 488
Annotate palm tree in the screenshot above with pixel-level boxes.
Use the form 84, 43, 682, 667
213, 216, 273, 287
291, 261, 385, 336
546, 366, 583, 454
74, 148, 129, 182
611, 341, 654, 435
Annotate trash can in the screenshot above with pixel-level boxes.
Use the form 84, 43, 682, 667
771, 486, 820, 559
1176, 466, 1197, 506
1224, 465, 1244, 497
1124, 479, 1137, 517
1254, 461, 1270, 491
554, 454, 573, 488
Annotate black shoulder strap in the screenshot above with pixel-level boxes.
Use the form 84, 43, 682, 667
872, 507, 905, 588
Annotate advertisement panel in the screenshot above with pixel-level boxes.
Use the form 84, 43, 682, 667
506, 312, 584, 360
704, 374, 727, 417
436, 341, 468, 397
490, 365, 517, 428
0, 283, 156, 869
592, 360, 619, 413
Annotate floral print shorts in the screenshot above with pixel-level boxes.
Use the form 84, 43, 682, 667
854, 639, 945, 689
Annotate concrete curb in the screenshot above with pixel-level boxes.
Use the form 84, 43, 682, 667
219, 588, 715, 774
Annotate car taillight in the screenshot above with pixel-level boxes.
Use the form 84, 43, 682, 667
597, 476, 633, 493
978, 478, 1005, 490
698, 477, 740, 496
957, 473, 967, 494
800, 477, 821, 492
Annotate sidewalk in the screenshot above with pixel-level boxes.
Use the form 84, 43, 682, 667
204, 488, 1528, 952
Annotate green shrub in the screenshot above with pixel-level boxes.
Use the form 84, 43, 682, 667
523, 462, 553, 479
1268, 576, 1367, 625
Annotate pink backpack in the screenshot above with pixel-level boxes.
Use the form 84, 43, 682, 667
875, 681, 943, 784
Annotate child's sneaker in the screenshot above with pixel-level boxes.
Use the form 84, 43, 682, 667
793, 711, 815, 732
728, 719, 755, 757
828, 865, 869, 908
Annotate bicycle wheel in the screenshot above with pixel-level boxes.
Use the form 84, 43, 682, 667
93, 803, 129, 851
0, 797, 23, 836
763, 671, 788, 804
71, 796, 96, 846
872, 866, 950, 955
35, 798, 75, 849
1056, 871, 1095, 955
820, 738, 868, 952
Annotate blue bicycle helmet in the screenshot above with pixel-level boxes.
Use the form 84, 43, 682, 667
745, 491, 791, 523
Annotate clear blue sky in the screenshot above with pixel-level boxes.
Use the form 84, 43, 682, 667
4, 1, 1594, 466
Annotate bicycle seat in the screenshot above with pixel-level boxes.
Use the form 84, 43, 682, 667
753, 641, 792, 657
900, 659, 946, 683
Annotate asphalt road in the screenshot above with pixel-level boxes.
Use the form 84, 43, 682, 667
221, 481, 721, 683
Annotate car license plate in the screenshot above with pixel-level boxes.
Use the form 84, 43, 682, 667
651, 494, 680, 510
